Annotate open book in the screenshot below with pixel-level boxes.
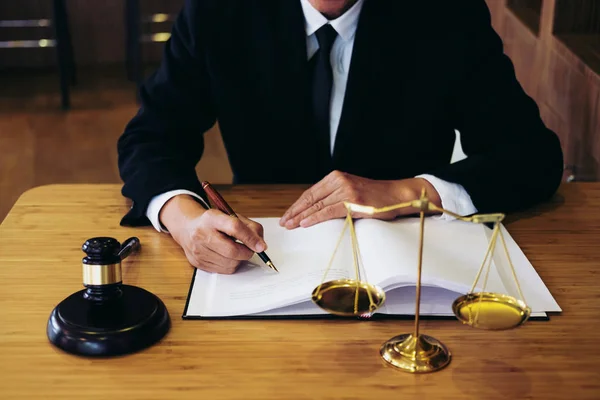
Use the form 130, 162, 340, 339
183, 217, 561, 319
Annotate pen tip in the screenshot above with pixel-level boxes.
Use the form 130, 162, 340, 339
267, 261, 278, 272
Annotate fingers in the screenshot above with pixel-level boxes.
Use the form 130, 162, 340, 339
185, 246, 240, 275
189, 224, 253, 261
238, 215, 264, 238
207, 210, 267, 253
180, 210, 269, 275
280, 171, 343, 227
296, 204, 348, 228
205, 230, 255, 261
283, 192, 342, 229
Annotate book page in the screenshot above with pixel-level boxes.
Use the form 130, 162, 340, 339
185, 216, 561, 318
378, 285, 463, 316
185, 217, 358, 317
354, 218, 561, 314
354, 218, 509, 294
485, 224, 561, 312
250, 285, 547, 318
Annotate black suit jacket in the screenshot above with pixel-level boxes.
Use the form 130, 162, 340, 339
117, 0, 564, 226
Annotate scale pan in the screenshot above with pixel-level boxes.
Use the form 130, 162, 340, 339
311, 279, 385, 317
452, 292, 531, 330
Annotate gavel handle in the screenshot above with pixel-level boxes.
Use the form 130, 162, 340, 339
117, 237, 141, 260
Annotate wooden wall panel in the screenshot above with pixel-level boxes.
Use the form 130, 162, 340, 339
538, 49, 573, 170
485, 0, 508, 33
582, 78, 600, 181
593, 90, 600, 175
502, 11, 541, 97
506, 0, 543, 35
553, 0, 600, 34
508, 0, 543, 12
546, 32, 600, 180
493, 0, 600, 181
566, 65, 596, 181
541, 47, 571, 122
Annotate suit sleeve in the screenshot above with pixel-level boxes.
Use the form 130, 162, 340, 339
117, 0, 215, 226
428, 0, 564, 214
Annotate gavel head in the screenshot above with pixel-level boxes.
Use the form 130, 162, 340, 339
82, 237, 123, 287
81, 236, 141, 284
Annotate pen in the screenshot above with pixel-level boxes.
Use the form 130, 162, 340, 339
201, 181, 278, 273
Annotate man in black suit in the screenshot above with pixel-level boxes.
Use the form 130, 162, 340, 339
117, 0, 564, 274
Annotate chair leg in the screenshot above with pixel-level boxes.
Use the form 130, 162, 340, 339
125, 0, 142, 91
53, 0, 71, 110
61, 0, 77, 85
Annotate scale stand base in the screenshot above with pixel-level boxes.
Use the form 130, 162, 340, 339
380, 333, 451, 373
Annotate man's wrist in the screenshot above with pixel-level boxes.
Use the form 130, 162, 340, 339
160, 195, 208, 234
389, 178, 442, 215
415, 174, 478, 219
412, 178, 442, 207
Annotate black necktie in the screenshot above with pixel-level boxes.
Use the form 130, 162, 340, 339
310, 24, 338, 172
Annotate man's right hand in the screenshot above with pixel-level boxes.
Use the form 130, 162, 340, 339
159, 195, 266, 274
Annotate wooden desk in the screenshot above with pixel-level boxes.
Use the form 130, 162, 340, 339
1, 183, 600, 400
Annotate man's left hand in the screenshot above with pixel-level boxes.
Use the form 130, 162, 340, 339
279, 171, 442, 229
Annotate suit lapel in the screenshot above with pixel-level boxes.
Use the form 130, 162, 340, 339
273, 1, 333, 179
274, 1, 311, 119
263, 1, 327, 180
332, 0, 395, 164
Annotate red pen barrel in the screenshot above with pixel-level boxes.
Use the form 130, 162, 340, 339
201, 181, 237, 217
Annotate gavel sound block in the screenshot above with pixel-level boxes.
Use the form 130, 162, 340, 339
47, 237, 170, 357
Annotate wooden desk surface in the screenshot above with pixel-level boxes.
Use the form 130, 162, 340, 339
1, 183, 600, 400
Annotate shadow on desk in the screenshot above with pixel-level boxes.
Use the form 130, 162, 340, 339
452, 359, 536, 398
504, 192, 566, 226
306, 339, 381, 381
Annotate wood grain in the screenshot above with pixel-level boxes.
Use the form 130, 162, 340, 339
553, 0, 600, 34
506, 0, 543, 35
1, 183, 600, 400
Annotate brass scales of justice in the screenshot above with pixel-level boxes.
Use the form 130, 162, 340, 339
310, 188, 531, 373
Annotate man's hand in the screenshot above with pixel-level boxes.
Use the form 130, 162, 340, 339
279, 171, 442, 229
160, 195, 266, 274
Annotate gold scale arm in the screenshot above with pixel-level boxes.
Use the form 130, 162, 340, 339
343, 190, 527, 308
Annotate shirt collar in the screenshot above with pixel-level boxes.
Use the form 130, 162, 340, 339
299, 0, 365, 42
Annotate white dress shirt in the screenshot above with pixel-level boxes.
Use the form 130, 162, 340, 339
146, 0, 477, 232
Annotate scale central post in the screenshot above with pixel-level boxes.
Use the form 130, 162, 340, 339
378, 190, 451, 373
